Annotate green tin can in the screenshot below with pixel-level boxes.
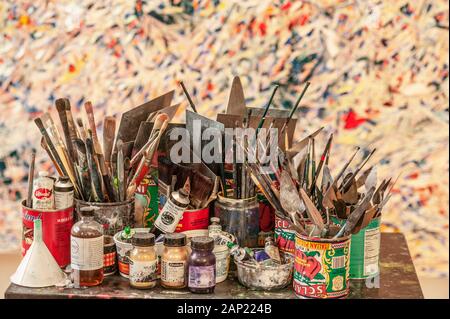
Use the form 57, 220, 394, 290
293, 231, 351, 299
349, 217, 381, 279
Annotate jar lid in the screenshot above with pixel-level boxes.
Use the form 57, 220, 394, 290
79, 206, 96, 217
132, 232, 155, 247
191, 236, 214, 251
210, 217, 220, 224
164, 233, 187, 247
38, 171, 49, 177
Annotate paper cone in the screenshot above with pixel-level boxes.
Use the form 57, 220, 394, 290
10, 219, 67, 288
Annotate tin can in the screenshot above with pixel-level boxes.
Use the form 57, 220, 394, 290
103, 235, 117, 276
175, 207, 209, 232
274, 215, 296, 254
32, 171, 54, 210
54, 176, 74, 210
349, 217, 381, 279
21, 200, 73, 267
293, 231, 351, 299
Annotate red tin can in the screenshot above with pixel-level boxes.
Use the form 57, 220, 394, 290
21, 200, 73, 267
175, 207, 210, 233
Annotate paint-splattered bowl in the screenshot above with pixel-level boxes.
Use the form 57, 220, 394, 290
234, 250, 294, 291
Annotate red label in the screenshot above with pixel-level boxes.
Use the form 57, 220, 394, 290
34, 188, 52, 199
175, 208, 209, 232
293, 280, 327, 298
22, 203, 73, 267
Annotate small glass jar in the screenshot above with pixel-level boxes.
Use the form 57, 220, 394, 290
71, 207, 104, 288
161, 233, 188, 289
214, 194, 259, 247
188, 236, 216, 294
129, 232, 157, 289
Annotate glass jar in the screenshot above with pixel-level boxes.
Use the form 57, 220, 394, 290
71, 207, 104, 287
214, 194, 259, 247
161, 233, 188, 289
129, 232, 157, 289
188, 236, 216, 294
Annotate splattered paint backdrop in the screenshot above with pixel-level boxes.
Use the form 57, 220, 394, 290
0, 1, 448, 277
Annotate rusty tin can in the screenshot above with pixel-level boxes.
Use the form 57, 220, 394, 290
274, 215, 296, 254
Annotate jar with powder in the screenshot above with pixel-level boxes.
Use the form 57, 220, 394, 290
129, 232, 157, 289
188, 236, 216, 294
161, 233, 188, 289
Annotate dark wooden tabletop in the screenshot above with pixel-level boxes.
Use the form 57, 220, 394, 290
5, 233, 423, 299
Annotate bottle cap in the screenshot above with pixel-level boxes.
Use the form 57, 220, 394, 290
58, 176, 70, 183
164, 233, 187, 247
210, 217, 220, 224
265, 236, 275, 243
132, 232, 155, 247
79, 206, 96, 217
191, 236, 214, 251
226, 241, 237, 249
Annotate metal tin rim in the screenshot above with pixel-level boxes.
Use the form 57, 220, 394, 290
75, 197, 134, 207
21, 199, 73, 213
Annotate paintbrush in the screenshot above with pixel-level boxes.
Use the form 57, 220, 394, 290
76, 118, 88, 141
39, 135, 63, 176
180, 81, 198, 113
310, 134, 333, 194
74, 139, 92, 200
64, 98, 80, 140
130, 113, 169, 167
126, 116, 169, 199
116, 139, 125, 202
26, 151, 36, 208
84, 102, 102, 154
85, 136, 104, 202
340, 149, 377, 192
103, 116, 116, 173
255, 85, 279, 137
281, 81, 311, 134
55, 98, 77, 163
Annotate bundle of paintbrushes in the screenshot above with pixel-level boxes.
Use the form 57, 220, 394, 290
34, 93, 174, 204
239, 126, 397, 239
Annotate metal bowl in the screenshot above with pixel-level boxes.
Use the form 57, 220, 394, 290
234, 250, 294, 291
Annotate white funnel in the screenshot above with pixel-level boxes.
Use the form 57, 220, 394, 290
11, 219, 67, 287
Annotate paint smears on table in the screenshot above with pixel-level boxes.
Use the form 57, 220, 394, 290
0, 0, 448, 277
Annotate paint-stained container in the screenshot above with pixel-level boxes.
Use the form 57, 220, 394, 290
21, 200, 73, 267
293, 231, 351, 299
349, 217, 381, 279
274, 215, 296, 254
175, 207, 210, 233
135, 170, 159, 229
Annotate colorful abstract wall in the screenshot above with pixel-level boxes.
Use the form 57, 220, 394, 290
0, 1, 448, 277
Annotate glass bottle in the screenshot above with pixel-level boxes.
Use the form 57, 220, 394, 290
208, 217, 222, 240
161, 233, 188, 289
188, 237, 216, 294
129, 232, 157, 289
71, 207, 104, 287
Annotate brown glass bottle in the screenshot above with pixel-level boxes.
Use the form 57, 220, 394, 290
71, 207, 104, 287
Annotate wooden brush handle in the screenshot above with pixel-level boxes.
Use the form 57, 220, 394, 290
103, 116, 116, 166
26, 152, 36, 208
55, 99, 76, 163
84, 101, 103, 155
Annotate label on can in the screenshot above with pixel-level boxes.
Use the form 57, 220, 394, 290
293, 235, 350, 299
155, 197, 187, 233
135, 169, 159, 228
188, 265, 215, 288
176, 208, 209, 232
161, 259, 186, 285
274, 216, 295, 254
22, 204, 73, 267
214, 247, 230, 283
130, 259, 157, 285
55, 190, 74, 210
33, 175, 54, 209
349, 218, 381, 279
71, 235, 104, 271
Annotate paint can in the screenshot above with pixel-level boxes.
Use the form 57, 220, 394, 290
175, 207, 210, 233
293, 229, 351, 299
274, 215, 296, 254
349, 217, 381, 279
103, 235, 117, 276
75, 198, 135, 236
214, 194, 259, 248
21, 200, 73, 267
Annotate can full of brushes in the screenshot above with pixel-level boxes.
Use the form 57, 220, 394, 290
274, 215, 296, 254
349, 217, 381, 279
293, 230, 351, 299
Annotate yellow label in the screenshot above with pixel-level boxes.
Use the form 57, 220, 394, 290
296, 238, 330, 251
